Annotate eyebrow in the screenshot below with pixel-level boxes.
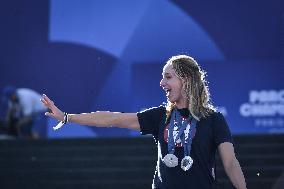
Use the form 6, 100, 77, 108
162, 72, 171, 76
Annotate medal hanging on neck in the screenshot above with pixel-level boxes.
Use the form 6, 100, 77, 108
162, 109, 197, 171
180, 117, 197, 171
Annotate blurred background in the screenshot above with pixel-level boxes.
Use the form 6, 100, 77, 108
0, 0, 283, 138
0, 0, 283, 188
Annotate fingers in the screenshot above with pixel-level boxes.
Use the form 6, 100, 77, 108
40, 98, 47, 105
41, 98, 52, 111
45, 112, 53, 117
44, 112, 60, 121
41, 94, 64, 121
41, 94, 55, 108
42, 94, 54, 105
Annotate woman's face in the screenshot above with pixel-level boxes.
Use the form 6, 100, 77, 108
160, 63, 187, 108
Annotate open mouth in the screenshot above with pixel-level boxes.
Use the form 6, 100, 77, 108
164, 88, 171, 96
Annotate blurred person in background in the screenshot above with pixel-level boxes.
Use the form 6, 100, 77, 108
2, 86, 47, 139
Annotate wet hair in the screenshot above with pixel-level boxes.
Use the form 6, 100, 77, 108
165, 55, 215, 120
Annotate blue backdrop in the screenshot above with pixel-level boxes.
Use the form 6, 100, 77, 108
0, 0, 283, 138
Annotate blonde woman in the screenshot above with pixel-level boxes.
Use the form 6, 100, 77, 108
41, 55, 246, 189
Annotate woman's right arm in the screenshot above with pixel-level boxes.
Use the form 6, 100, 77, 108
40, 94, 140, 130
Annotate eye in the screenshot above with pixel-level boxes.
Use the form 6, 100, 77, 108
165, 75, 171, 79
162, 73, 172, 80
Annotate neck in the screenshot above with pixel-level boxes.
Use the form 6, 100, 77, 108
175, 99, 188, 109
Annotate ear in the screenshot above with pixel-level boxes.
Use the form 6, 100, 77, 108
181, 79, 187, 89
181, 82, 187, 98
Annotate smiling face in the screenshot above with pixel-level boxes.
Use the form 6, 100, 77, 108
162, 55, 214, 120
160, 63, 188, 109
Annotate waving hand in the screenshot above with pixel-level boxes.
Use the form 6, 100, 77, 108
40, 94, 64, 122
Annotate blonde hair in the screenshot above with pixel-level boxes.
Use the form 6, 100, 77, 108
165, 55, 215, 120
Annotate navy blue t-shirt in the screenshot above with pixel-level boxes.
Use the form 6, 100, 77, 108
137, 106, 232, 189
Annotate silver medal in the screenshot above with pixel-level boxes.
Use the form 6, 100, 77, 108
181, 156, 193, 171
163, 154, 178, 168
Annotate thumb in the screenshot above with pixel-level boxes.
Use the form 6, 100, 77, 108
45, 112, 54, 118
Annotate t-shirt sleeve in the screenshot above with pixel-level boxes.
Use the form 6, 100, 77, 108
213, 112, 233, 146
137, 105, 166, 136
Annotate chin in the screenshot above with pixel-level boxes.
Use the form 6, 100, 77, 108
167, 98, 176, 103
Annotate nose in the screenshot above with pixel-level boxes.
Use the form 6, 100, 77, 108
160, 78, 165, 88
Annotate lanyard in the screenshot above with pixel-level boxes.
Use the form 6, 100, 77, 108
180, 118, 197, 156
168, 109, 197, 156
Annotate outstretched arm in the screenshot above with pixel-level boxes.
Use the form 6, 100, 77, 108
40, 94, 140, 130
218, 142, 247, 189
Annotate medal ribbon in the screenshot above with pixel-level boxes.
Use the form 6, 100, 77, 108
168, 109, 192, 155
180, 118, 197, 157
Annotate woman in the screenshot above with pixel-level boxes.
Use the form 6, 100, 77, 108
41, 55, 247, 189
